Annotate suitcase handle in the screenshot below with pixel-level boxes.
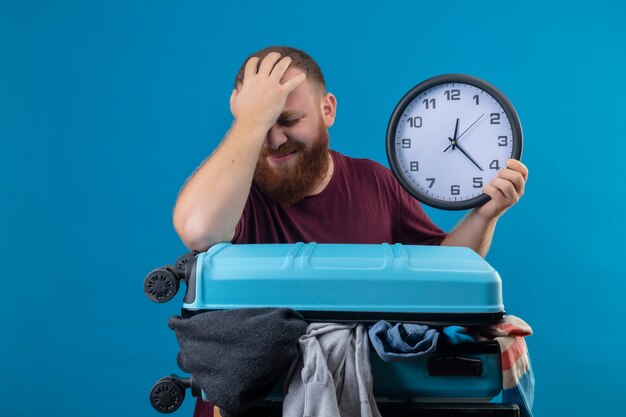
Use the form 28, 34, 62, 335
428, 355, 483, 377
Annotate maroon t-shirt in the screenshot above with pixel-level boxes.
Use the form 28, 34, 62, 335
232, 150, 446, 245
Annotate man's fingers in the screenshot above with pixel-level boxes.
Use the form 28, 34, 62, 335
480, 161, 527, 217
282, 73, 306, 94
488, 177, 518, 202
243, 57, 259, 81
270, 56, 293, 80
506, 159, 528, 181
483, 184, 506, 202
258, 52, 282, 76
497, 168, 525, 195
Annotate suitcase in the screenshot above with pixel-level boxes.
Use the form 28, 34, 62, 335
145, 243, 519, 416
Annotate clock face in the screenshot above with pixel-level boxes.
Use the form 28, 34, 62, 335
386, 74, 523, 210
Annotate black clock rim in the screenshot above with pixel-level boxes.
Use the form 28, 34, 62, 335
386, 74, 523, 211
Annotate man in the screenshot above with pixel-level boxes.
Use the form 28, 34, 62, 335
173, 46, 528, 256
173, 46, 528, 417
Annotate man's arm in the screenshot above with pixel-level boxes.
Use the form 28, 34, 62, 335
173, 53, 305, 251
441, 159, 528, 257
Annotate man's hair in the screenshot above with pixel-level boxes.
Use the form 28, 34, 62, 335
234, 46, 326, 95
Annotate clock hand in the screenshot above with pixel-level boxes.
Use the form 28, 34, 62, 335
444, 118, 461, 152
457, 113, 485, 140
452, 117, 459, 142
449, 139, 484, 171
443, 113, 485, 152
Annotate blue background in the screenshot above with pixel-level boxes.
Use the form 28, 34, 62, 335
1, 1, 625, 416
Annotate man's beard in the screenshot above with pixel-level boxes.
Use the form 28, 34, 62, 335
253, 122, 330, 206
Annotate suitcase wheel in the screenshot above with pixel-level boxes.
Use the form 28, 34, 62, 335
175, 251, 198, 277
144, 268, 179, 303
150, 376, 186, 413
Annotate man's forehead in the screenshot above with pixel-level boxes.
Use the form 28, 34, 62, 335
280, 109, 301, 118
281, 97, 311, 117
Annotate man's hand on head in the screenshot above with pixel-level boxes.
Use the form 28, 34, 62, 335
229, 52, 306, 134
476, 159, 529, 221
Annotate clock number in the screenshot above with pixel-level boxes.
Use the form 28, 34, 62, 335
423, 98, 436, 109
489, 160, 500, 170
473, 177, 483, 188
451, 185, 460, 195
426, 178, 435, 188
402, 138, 411, 148
407, 116, 422, 128
410, 161, 419, 171
490, 113, 501, 124
473, 95, 479, 105
498, 135, 508, 146
444, 89, 460, 101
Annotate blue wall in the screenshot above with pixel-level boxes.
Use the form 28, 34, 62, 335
1, 1, 625, 416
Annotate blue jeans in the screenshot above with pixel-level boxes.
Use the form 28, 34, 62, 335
368, 320, 438, 362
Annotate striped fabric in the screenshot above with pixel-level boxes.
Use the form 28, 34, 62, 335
452, 315, 535, 417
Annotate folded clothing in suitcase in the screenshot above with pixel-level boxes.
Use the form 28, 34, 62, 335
145, 243, 517, 416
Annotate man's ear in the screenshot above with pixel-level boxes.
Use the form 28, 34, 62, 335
320, 93, 337, 128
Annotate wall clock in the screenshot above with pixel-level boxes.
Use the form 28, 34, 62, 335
386, 74, 523, 210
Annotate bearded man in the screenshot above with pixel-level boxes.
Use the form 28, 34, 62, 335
172, 46, 528, 416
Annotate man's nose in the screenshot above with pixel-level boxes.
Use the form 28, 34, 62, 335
265, 125, 288, 150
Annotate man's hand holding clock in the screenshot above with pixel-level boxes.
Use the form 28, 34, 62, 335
477, 158, 528, 221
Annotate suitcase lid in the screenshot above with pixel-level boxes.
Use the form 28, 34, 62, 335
183, 243, 504, 324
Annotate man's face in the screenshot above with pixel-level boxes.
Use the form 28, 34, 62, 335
252, 68, 331, 205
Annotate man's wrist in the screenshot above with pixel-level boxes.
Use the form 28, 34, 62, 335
471, 208, 500, 226
231, 118, 272, 140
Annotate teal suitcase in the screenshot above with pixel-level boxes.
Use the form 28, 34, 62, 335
145, 243, 516, 416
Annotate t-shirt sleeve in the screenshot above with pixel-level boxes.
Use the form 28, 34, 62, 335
231, 214, 245, 243
393, 180, 447, 245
